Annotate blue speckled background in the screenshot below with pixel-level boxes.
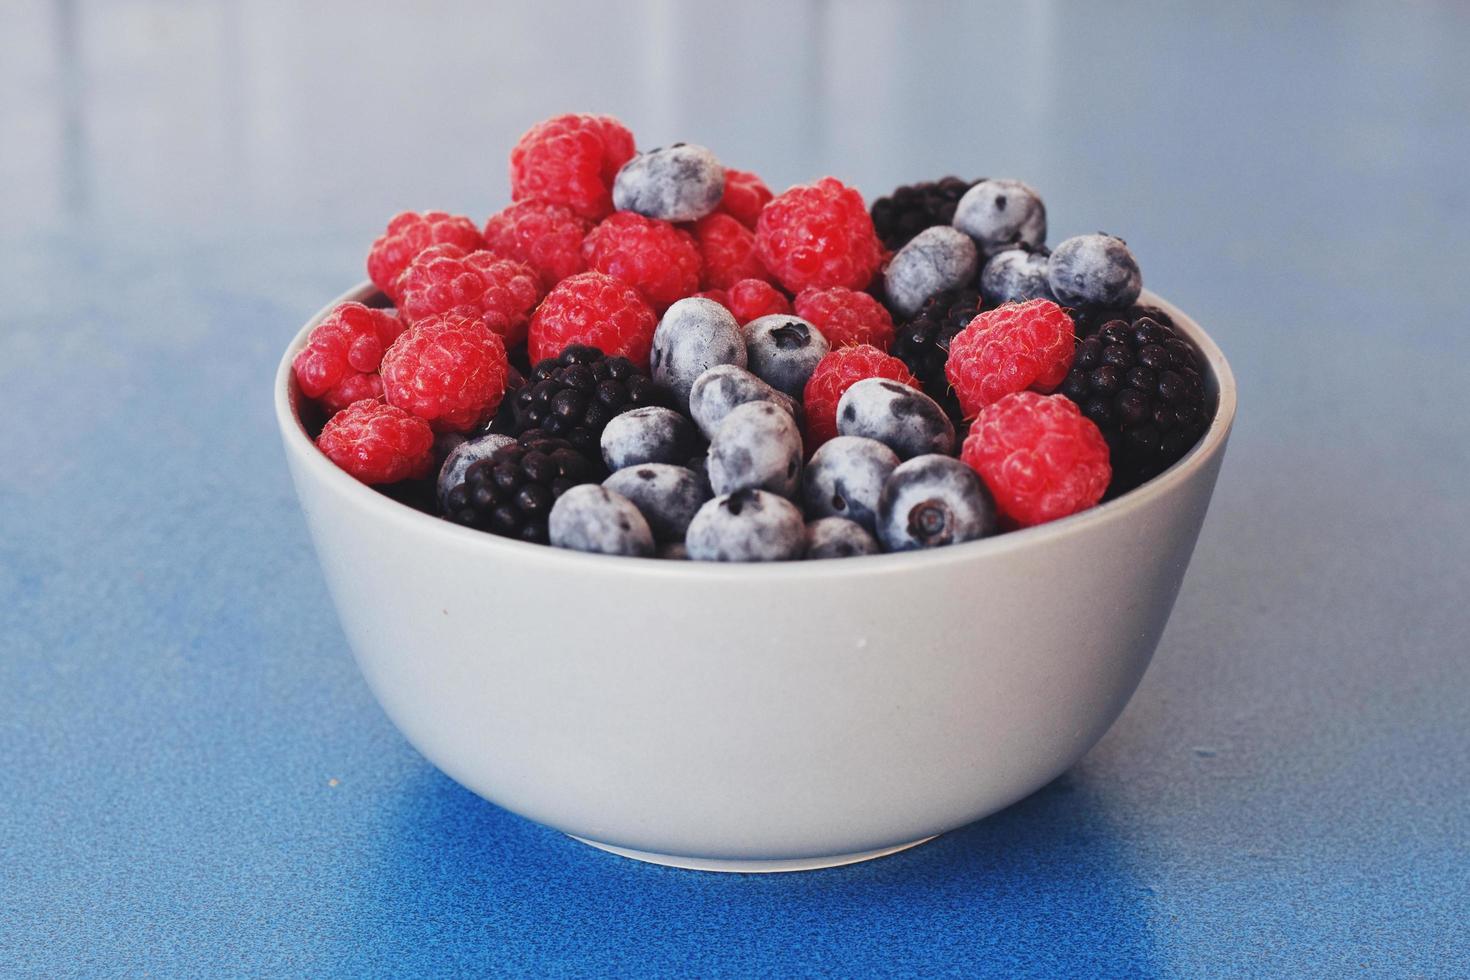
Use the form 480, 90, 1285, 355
3, 1, 1468, 975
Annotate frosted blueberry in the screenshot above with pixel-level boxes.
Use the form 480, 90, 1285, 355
1047, 233, 1142, 308
980, 247, 1057, 305
548, 485, 655, 557
612, 143, 726, 222
804, 517, 881, 560
953, 178, 1047, 254
603, 463, 711, 543
707, 401, 803, 498
686, 452, 714, 495
836, 378, 955, 459
437, 433, 516, 513
687, 363, 798, 440
742, 315, 830, 397
883, 226, 980, 318
876, 455, 996, 552
685, 489, 806, 562
650, 297, 747, 412
801, 436, 900, 533
600, 406, 698, 471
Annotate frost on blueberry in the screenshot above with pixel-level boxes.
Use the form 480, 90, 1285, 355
802, 435, 900, 533
688, 364, 797, 441
685, 489, 806, 562
613, 143, 727, 223
1046, 233, 1142, 309
952, 178, 1047, 255
981, 247, 1056, 306
600, 406, 697, 472
604, 463, 711, 543
743, 315, 831, 398
707, 401, 803, 498
650, 297, 747, 412
548, 484, 655, 557
836, 378, 955, 460
876, 454, 996, 552
883, 226, 980, 318
804, 517, 881, 560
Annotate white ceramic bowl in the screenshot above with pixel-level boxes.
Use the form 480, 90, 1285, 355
275, 284, 1236, 872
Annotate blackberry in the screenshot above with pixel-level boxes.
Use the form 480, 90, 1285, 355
1060, 316, 1209, 492
890, 287, 982, 422
493, 344, 660, 458
870, 177, 979, 252
1068, 301, 1176, 338
442, 437, 600, 543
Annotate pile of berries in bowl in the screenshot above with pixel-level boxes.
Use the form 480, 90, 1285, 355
291, 112, 1212, 563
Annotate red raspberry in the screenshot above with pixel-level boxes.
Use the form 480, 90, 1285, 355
292, 302, 405, 413
527, 271, 659, 369
317, 399, 435, 485
366, 211, 483, 302
794, 286, 895, 350
756, 177, 885, 294
395, 244, 544, 348
716, 168, 773, 228
724, 279, 792, 324
945, 298, 1076, 418
802, 344, 919, 450
692, 288, 728, 306
482, 200, 592, 289
380, 313, 511, 432
693, 212, 772, 290
581, 212, 702, 311
509, 113, 635, 220
961, 391, 1111, 527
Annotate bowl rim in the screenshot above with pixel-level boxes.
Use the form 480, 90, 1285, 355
275, 283, 1237, 579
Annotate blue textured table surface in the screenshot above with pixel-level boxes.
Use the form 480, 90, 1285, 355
3, 2, 1468, 976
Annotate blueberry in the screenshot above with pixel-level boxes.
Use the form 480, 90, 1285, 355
685, 489, 805, 562
612, 143, 726, 222
742, 314, 830, 397
436, 433, 516, 512
687, 363, 798, 440
883, 226, 981, 318
1047, 233, 1142, 309
600, 406, 698, 471
686, 452, 714, 495
980, 247, 1057, 305
876, 455, 996, 552
953, 178, 1047, 254
706, 401, 803, 498
801, 435, 899, 533
650, 298, 747, 412
603, 463, 711, 543
804, 517, 881, 560
547, 485, 655, 557
836, 378, 955, 459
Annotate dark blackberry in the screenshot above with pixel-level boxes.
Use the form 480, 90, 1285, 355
890, 287, 983, 422
870, 177, 980, 251
492, 344, 660, 457
442, 437, 599, 543
1060, 316, 1209, 493
1068, 301, 1176, 338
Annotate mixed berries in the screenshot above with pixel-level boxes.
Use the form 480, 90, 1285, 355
295, 112, 1212, 561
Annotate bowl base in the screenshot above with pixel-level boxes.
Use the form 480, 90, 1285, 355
567, 834, 938, 873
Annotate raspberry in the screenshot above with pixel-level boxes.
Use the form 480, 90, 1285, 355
724, 279, 791, 324
692, 288, 728, 307
481, 200, 592, 289
395, 245, 544, 347
794, 286, 895, 350
581, 212, 703, 311
693, 213, 772, 290
292, 302, 405, 413
961, 392, 1110, 527
527, 271, 659, 369
381, 313, 512, 432
945, 299, 1076, 418
869, 177, 978, 251
317, 399, 435, 485
715, 168, 773, 229
756, 177, 885, 294
509, 113, 635, 220
802, 344, 918, 450
366, 211, 483, 302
